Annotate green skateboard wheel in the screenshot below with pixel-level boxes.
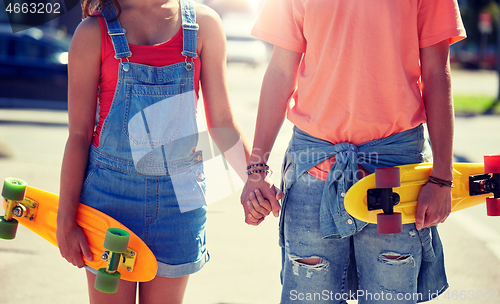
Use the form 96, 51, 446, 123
94, 268, 121, 293
2, 178, 27, 201
0, 216, 18, 239
103, 228, 130, 254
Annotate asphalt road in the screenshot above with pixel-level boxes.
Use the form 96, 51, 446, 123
0, 66, 499, 303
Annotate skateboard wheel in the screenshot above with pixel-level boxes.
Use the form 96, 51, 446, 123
486, 197, 500, 216
375, 167, 401, 188
103, 228, 130, 254
484, 155, 500, 173
2, 178, 27, 201
95, 268, 121, 293
376, 213, 402, 234
0, 216, 18, 239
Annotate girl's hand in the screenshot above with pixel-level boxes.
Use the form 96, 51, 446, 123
56, 221, 93, 268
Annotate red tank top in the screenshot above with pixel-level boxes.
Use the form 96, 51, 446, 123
94, 15, 201, 147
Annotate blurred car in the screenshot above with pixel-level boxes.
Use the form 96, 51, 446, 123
222, 13, 269, 67
0, 24, 71, 103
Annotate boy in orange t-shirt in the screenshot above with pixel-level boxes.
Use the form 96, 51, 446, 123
241, 0, 466, 302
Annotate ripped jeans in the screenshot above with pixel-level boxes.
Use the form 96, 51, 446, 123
282, 173, 422, 304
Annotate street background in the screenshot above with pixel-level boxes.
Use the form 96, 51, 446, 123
0, 66, 500, 303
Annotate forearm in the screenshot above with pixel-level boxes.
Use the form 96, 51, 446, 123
249, 50, 301, 166
416, 40, 455, 229
208, 120, 251, 181
421, 40, 454, 180
423, 75, 454, 180
58, 135, 92, 226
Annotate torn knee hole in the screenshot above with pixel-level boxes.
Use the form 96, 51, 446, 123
296, 257, 323, 266
379, 252, 415, 266
289, 254, 329, 269
381, 253, 411, 261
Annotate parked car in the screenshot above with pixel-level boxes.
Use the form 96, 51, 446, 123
221, 13, 269, 67
0, 24, 71, 104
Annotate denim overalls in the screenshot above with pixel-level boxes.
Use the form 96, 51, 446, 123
80, 0, 209, 278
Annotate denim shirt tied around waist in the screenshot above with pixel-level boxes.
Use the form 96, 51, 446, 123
281, 124, 427, 239
280, 125, 449, 301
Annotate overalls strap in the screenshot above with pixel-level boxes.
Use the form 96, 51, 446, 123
101, 5, 132, 59
180, 0, 199, 58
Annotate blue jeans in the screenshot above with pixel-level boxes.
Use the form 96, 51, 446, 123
282, 173, 424, 304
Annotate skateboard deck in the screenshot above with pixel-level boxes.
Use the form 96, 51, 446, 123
1, 179, 157, 285
345, 158, 500, 233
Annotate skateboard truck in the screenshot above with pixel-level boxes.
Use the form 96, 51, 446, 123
469, 173, 499, 198
94, 228, 132, 293
469, 172, 500, 216
1, 178, 33, 239
8, 198, 38, 221
367, 167, 403, 234
367, 188, 401, 213
472, 155, 500, 216
101, 248, 138, 272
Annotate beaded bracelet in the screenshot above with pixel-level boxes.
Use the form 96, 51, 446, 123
246, 163, 269, 170
427, 176, 454, 188
246, 169, 270, 175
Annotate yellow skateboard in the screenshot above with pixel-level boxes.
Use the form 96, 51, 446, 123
344, 155, 500, 234
0, 178, 158, 293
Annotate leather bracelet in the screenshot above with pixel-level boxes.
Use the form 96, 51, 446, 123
427, 176, 454, 188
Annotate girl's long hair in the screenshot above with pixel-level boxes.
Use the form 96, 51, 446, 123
82, 0, 121, 18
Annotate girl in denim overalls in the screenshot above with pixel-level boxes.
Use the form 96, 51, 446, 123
56, 0, 251, 302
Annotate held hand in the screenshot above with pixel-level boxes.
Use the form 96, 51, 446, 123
415, 183, 452, 230
56, 222, 93, 268
241, 173, 283, 226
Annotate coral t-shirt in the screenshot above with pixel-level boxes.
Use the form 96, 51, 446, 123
93, 15, 201, 147
252, 0, 466, 147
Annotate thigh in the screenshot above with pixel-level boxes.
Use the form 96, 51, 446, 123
139, 275, 190, 304
281, 173, 352, 304
353, 224, 422, 304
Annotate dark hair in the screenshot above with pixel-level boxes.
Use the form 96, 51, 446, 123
82, 0, 121, 18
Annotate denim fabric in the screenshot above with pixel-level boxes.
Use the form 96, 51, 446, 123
281, 125, 426, 239
282, 173, 424, 304
180, 0, 199, 58
279, 126, 448, 302
101, 5, 132, 59
81, 0, 209, 278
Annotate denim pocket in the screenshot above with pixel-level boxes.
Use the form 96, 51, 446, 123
123, 84, 185, 146
170, 161, 207, 213
79, 161, 99, 199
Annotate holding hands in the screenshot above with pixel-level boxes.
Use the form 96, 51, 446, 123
240, 164, 284, 226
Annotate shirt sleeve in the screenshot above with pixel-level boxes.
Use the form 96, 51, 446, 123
418, 0, 466, 48
251, 0, 306, 53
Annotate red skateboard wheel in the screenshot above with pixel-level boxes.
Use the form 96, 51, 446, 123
377, 213, 403, 234
375, 167, 401, 188
484, 155, 500, 173
486, 197, 500, 216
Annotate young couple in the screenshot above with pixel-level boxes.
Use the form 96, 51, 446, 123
58, 0, 466, 303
